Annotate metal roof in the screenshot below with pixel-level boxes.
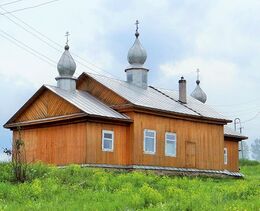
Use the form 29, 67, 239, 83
85, 73, 231, 122
224, 125, 248, 140
86, 73, 199, 116
154, 87, 229, 121
45, 85, 129, 120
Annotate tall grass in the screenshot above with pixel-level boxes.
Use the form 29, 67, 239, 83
0, 162, 259, 210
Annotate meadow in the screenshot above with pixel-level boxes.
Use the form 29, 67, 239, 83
0, 161, 259, 211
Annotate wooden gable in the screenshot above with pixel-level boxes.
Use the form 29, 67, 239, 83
77, 73, 129, 106
14, 89, 82, 123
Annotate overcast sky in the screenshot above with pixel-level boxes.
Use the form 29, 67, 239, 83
0, 0, 260, 156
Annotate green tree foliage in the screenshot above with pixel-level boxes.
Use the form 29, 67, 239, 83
251, 138, 260, 161
241, 141, 250, 159
3, 127, 28, 183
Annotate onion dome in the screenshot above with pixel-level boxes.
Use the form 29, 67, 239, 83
57, 44, 76, 77
190, 69, 207, 103
127, 20, 147, 66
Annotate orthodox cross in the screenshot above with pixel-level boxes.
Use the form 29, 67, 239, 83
135, 20, 139, 33
196, 68, 200, 81
65, 31, 70, 45
135, 20, 139, 37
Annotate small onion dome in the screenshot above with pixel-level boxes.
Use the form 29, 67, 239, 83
57, 44, 76, 77
127, 32, 147, 66
191, 80, 207, 103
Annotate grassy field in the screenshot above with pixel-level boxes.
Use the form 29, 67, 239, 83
0, 161, 259, 211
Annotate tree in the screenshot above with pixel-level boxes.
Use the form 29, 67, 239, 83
251, 139, 260, 161
3, 126, 28, 182
241, 141, 250, 160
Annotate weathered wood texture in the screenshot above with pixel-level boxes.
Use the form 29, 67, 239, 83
14, 122, 129, 165
15, 90, 82, 123
127, 112, 225, 170
224, 138, 239, 171
186, 142, 196, 168
77, 75, 128, 106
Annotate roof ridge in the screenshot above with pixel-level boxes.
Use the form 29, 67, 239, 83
150, 86, 203, 117
83, 72, 125, 83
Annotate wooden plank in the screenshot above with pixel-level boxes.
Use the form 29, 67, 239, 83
186, 142, 196, 168
15, 121, 129, 166
77, 74, 128, 106
15, 90, 82, 123
130, 112, 224, 170
224, 138, 239, 171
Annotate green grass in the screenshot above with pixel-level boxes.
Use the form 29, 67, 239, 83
0, 162, 259, 211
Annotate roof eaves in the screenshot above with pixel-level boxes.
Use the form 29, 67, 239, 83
224, 134, 248, 141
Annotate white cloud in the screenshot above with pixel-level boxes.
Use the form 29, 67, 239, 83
0, 0, 260, 149
160, 57, 237, 90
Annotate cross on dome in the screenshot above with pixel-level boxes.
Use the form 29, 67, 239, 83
127, 20, 147, 66
191, 68, 207, 103
135, 20, 139, 37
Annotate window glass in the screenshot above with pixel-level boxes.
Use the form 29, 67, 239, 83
224, 148, 228, 165
165, 132, 177, 157
102, 130, 114, 152
104, 133, 112, 139
144, 129, 156, 154
127, 73, 133, 82
142, 72, 147, 83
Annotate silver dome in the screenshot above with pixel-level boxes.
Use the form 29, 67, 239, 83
191, 80, 207, 103
127, 34, 147, 66
57, 45, 76, 77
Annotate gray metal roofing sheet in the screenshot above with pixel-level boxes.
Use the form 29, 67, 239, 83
86, 73, 199, 116
155, 87, 230, 121
45, 85, 129, 120
86, 73, 230, 121
224, 125, 247, 138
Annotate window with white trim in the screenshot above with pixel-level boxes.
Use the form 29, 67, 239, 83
144, 129, 156, 154
102, 130, 114, 152
224, 147, 228, 165
165, 132, 177, 157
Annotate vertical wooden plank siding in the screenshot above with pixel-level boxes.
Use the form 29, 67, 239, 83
186, 142, 196, 168
14, 122, 129, 166
131, 113, 224, 170
12, 110, 229, 171
224, 138, 239, 171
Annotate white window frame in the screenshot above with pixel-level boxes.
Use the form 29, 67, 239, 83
143, 129, 156, 154
224, 147, 228, 165
102, 130, 114, 152
165, 132, 177, 157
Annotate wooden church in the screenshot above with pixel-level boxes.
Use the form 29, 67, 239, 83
4, 23, 247, 177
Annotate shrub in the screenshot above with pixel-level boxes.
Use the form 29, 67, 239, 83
139, 183, 163, 207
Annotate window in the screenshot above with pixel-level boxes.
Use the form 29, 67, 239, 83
144, 129, 156, 154
142, 71, 147, 83
127, 72, 133, 82
102, 130, 114, 152
224, 148, 228, 165
165, 132, 177, 157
